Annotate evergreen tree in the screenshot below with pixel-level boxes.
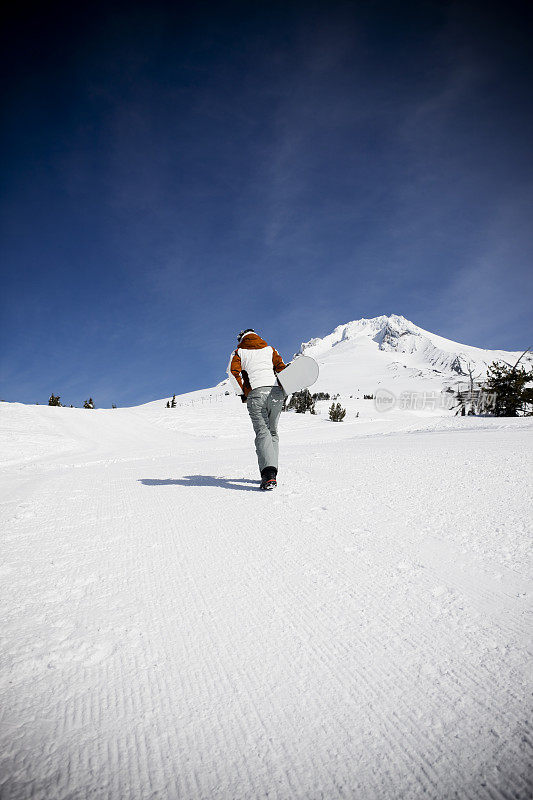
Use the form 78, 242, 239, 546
523, 386, 533, 412
329, 402, 346, 422
166, 401, 170, 408
312, 392, 330, 401
48, 394, 61, 406
83, 398, 95, 409
484, 352, 533, 416
171, 395, 177, 408
286, 389, 315, 414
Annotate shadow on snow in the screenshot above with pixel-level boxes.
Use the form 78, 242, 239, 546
139, 476, 260, 492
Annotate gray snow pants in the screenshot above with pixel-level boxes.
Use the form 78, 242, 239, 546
246, 385, 285, 473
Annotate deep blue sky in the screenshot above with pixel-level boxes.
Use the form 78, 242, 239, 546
1, 0, 532, 407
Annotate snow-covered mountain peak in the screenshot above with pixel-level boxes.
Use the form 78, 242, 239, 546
295, 314, 531, 396
373, 316, 422, 351
298, 314, 419, 358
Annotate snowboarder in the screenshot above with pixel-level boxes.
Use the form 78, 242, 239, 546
228, 329, 287, 490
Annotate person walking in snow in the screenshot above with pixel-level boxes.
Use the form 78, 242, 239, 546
228, 329, 287, 490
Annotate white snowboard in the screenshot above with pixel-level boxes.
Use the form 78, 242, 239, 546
277, 355, 319, 394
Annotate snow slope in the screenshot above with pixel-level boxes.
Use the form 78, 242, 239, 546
1, 397, 532, 800
291, 314, 533, 397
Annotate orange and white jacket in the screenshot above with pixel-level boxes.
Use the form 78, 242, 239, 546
227, 332, 286, 397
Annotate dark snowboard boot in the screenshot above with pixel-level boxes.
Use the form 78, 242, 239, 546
260, 466, 277, 490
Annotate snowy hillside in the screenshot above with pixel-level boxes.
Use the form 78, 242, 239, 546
294, 314, 532, 397
1, 397, 532, 800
